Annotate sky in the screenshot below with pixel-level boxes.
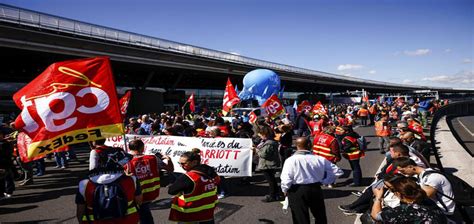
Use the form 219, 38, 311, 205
2, 0, 473, 89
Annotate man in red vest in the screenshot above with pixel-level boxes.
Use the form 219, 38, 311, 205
76, 142, 141, 224
168, 149, 220, 223
124, 139, 174, 224
312, 126, 341, 164
340, 126, 364, 186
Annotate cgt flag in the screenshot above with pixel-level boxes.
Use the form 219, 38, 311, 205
222, 78, 240, 116
297, 100, 311, 113
248, 110, 258, 124
13, 56, 124, 159
262, 94, 285, 119
312, 101, 327, 115
119, 90, 132, 118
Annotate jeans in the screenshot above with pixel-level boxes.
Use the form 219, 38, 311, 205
35, 158, 45, 175
217, 176, 228, 196
360, 116, 368, 126
348, 159, 362, 186
54, 151, 67, 167
378, 136, 390, 152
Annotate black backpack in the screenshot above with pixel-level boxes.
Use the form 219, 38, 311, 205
423, 170, 474, 206
91, 178, 129, 220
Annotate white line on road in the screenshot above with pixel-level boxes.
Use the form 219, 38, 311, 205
456, 117, 474, 136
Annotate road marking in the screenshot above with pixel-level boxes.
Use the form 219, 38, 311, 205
457, 117, 474, 136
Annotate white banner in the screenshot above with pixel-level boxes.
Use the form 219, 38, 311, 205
106, 135, 253, 177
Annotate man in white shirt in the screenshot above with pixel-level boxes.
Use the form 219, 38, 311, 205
280, 137, 336, 224
393, 157, 456, 216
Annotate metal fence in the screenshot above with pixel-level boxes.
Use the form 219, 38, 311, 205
430, 100, 474, 171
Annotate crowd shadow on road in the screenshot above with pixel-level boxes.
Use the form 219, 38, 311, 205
0, 219, 56, 223
0, 205, 38, 215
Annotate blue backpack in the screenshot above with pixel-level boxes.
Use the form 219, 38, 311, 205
91, 179, 129, 220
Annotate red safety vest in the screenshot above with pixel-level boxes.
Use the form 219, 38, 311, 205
342, 136, 365, 160
126, 155, 160, 203
312, 133, 339, 163
169, 171, 219, 222
82, 176, 139, 224
375, 121, 391, 137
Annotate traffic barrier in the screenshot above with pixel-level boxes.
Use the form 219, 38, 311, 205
430, 100, 474, 172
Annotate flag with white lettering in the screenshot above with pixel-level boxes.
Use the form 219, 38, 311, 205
222, 78, 240, 116
248, 110, 258, 124
297, 100, 311, 113
262, 94, 285, 119
13, 56, 124, 159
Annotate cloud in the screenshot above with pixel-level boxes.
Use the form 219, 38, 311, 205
337, 64, 364, 71
403, 49, 431, 56
403, 79, 413, 84
444, 49, 451, 53
462, 58, 472, 64
421, 70, 474, 87
368, 70, 376, 74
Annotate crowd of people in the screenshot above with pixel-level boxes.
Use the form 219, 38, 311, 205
1, 97, 467, 223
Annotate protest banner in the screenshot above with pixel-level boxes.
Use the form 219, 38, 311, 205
106, 135, 253, 177
13, 57, 123, 159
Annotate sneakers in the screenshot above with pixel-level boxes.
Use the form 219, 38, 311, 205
351, 191, 363, 197
4, 193, 12, 198
19, 179, 34, 186
61, 166, 66, 169
327, 184, 334, 188
338, 205, 352, 212
217, 193, 227, 199
343, 209, 363, 216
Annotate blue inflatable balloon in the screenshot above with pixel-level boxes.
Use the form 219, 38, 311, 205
238, 69, 281, 105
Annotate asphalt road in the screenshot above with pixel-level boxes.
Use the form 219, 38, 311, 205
0, 125, 385, 224
449, 116, 474, 156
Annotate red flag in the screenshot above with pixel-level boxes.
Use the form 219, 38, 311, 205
222, 78, 240, 116
297, 100, 311, 113
248, 110, 258, 124
119, 90, 132, 118
187, 93, 195, 112
16, 132, 68, 163
262, 94, 286, 119
312, 101, 327, 115
363, 91, 369, 103
13, 56, 124, 159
